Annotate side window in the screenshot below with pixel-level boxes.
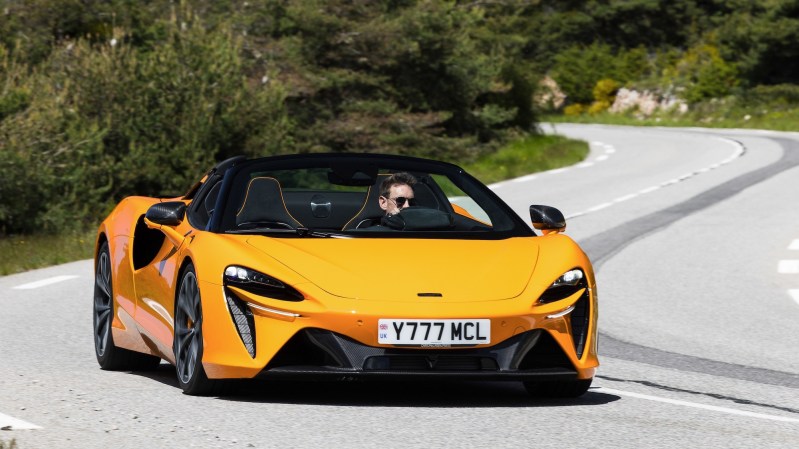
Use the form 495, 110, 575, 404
430, 174, 492, 226
188, 178, 222, 229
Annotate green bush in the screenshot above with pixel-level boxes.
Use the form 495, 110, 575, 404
0, 19, 290, 234
551, 44, 649, 105
664, 43, 739, 104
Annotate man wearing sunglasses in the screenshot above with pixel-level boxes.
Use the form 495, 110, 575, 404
378, 172, 417, 217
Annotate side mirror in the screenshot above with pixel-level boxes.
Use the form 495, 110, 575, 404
529, 205, 566, 234
145, 201, 186, 226
144, 201, 188, 248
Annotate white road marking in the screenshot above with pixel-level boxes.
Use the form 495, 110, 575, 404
0, 411, 42, 430
576, 162, 594, 168
788, 289, 799, 305
614, 193, 639, 203
596, 387, 799, 423
789, 290, 799, 307
778, 260, 799, 274
789, 239, 799, 250
512, 174, 538, 183
586, 202, 613, 213
568, 137, 745, 219
12, 275, 79, 290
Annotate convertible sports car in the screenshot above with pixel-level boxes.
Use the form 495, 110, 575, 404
93, 153, 598, 396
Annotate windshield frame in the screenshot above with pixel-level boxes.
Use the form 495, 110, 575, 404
207, 153, 534, 240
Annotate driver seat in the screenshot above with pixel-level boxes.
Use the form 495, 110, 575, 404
341, 174, 390, 230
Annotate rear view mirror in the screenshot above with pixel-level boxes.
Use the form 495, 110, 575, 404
529, 205, 566, 234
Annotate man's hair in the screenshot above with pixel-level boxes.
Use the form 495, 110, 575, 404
380, 172, 417, 198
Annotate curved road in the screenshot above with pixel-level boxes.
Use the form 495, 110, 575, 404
2, 124, 799, 448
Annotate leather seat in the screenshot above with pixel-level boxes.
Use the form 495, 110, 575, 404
236, 177, 303, 229
341, 174, 390, 230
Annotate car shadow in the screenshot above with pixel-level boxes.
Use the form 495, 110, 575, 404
132, 364, 620, 408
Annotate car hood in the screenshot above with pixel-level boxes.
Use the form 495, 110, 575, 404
245, 236, 539, 302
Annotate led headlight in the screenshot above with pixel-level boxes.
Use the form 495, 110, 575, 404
551, 269, 584, 288
224, 265, 303, 301
538, 268, 586, 304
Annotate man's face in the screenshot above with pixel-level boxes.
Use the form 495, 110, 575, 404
379, 183, 415, 215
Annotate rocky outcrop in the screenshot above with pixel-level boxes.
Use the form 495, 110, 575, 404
610, 88, 688, 116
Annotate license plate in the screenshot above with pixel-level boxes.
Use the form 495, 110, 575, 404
378, 319, 490, 346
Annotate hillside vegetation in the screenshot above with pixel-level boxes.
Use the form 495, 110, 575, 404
2, 1, 798, 236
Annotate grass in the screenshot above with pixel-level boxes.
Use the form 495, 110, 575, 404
543, 106, 799, 132
464, 134, 589, 185
0, 134, 588, 275
0, 230, 96, 276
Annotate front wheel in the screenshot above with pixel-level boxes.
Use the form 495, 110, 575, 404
523, 378, 593, 398
174, 264, 220, 395
94, 241, 161, 370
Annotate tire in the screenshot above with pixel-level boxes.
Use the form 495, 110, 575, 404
523, 378, 593, 398
174, 263, 221, 396
94, 241, 161, 371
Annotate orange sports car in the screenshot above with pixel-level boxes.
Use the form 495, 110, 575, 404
93, 153, 598, 396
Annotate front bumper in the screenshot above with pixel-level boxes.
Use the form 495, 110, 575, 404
257, 328, 580, 381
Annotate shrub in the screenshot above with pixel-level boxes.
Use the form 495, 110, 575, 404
563, 103, 586, 116
664, 42, 739, 104
0, 19, 290, 234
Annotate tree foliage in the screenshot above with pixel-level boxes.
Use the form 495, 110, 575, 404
0, 1, 539, 234
2, 0, 799, 234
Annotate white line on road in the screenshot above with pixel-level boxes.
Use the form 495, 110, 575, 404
512, 174, 538, 183
614, 193, 639, 203
567, 137, 745, 219
789, 290, 799, 307
0, 411, 42, 430
778, 260, 799, 274
596, 387, 799, 423
586, 202, 613, 213
639, 186, 661, 195
12, 275, 79, 290
789, 239, 799, 250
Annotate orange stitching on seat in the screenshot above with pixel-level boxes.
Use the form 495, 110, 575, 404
341, 174, 390, 230
236, 176, 304, 227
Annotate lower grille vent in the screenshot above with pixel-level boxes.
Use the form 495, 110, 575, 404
364, 355, 498, 371
225, 288, 256, 358
570, 293, 590, 359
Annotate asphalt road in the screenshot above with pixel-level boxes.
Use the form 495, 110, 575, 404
2, 124, 798, 448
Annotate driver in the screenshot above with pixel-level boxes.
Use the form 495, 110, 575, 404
378, 172, 417, 217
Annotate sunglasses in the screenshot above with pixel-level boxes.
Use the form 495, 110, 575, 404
386, 196, 416, 207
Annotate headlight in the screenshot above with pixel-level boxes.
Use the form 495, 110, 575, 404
538, 268, 586, 304
551, 269, 584, 288
224, 265, 304, 301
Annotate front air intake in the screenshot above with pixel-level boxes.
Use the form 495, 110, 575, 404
570, 291, 590, 359
224, 288, 256, 358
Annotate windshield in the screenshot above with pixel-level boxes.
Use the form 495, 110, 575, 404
214, 155, 532, 239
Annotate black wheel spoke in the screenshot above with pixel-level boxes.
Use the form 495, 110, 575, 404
94, 249, 114, 358
178, 329, 194, 351
96, 275, 111, 298
96, 307, 111, 324
187, 336, 198, 371
173, 267, 210, 392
